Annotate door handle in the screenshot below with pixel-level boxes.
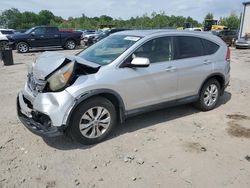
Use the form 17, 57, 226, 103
54, 35, 59, 37
204, 60, 212, 65
165, 66, 177, 72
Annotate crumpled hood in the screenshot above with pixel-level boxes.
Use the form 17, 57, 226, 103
32, 51, 100, 80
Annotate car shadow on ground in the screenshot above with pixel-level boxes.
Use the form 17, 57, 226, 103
43, 91, 232, 150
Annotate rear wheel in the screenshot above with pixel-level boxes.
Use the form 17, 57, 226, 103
68, 97, 117, 145
64, 40, 76, 50
16, 42, 29, 53
194, 79, 221, 111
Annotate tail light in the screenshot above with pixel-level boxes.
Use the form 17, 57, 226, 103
226, 47, 231, 62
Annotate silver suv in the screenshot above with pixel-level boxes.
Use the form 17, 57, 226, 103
17, 30, 230, 145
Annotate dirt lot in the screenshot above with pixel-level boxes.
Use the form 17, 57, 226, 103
0, 47, 250, 188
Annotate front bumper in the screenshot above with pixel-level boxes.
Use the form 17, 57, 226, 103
17, 94, 64, 137
17, 83, 76, 137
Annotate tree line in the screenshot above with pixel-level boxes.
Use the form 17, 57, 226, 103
0, 8, 241, 30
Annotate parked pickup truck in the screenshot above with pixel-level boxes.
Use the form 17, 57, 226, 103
7, 26, 82, 53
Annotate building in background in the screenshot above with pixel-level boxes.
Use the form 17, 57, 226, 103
235, 1, 250, 49
239, 1, 250, 38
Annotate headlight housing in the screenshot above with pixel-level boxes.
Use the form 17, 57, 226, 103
47, 62, 74, 91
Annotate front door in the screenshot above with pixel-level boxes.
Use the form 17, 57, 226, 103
29, 27, 48, 47
118, 36, 178, 110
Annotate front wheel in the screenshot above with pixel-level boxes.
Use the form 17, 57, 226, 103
16, 42, 29, 53
194, 79, 221, 111
0, 40, 9, 50
64, 40, 76, 50
68, 97, 117, 145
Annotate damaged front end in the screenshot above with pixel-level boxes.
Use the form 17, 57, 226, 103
31, 51, 101, 93
17, 51, 100, 137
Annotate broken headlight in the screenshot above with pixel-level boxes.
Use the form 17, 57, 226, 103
47, 62, 74, 91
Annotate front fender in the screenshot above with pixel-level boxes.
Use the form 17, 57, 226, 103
65, 89, 126, 127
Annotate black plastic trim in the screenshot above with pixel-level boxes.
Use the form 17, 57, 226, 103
66, 89, 126, 127
126, 95, 199, 118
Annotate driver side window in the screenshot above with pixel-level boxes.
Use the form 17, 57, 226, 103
132, 36, 173, 63
34, 28, 46, 35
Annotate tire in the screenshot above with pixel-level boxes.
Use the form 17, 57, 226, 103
64, 39, 76, 50
0, 40, 9, 50
16, 42, 29, 53
68, 97, 117, 145
194, 79, 221, 111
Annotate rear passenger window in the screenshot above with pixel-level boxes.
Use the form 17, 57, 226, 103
201, 39, 219, 55
47, 27, 58, 34
174, 36, 204, 59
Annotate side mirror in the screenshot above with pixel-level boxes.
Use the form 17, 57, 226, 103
130, 57, 150, 68
31, 31, 35, 36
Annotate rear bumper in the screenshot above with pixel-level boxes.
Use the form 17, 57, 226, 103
17, 93, 64, 137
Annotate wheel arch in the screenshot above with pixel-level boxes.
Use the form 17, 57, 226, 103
66, 89, 126, 128
199, 73, 225, 96
16, 40, 30, 48
64, 38, 76, 46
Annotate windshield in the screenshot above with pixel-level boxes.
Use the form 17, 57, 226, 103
78, 35, 141, 65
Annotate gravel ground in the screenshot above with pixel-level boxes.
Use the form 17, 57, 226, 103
0, 47, 250, 188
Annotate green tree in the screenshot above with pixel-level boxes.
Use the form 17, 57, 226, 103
205, 13, 214, 20
0, 8, 203, 30
220, 13, 240, 29
0, 8, 22, 28
38, 10, 55, 25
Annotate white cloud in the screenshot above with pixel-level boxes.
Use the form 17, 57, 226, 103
0, 0, 246, 22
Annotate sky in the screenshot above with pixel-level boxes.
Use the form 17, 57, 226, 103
0, 0, 247, 22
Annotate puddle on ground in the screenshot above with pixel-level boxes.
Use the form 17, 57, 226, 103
226, 114, 250, 138
226, 114, 250, 121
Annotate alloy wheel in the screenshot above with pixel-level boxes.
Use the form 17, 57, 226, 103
67, 41, 76, 49
18, 43, 28, 53
203, 84, 219, 107
79, 106, 111, 138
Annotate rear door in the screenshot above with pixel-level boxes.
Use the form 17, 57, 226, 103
119, 36, 178, 110
172, 36, 214, 98
45, 27, 61, 46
